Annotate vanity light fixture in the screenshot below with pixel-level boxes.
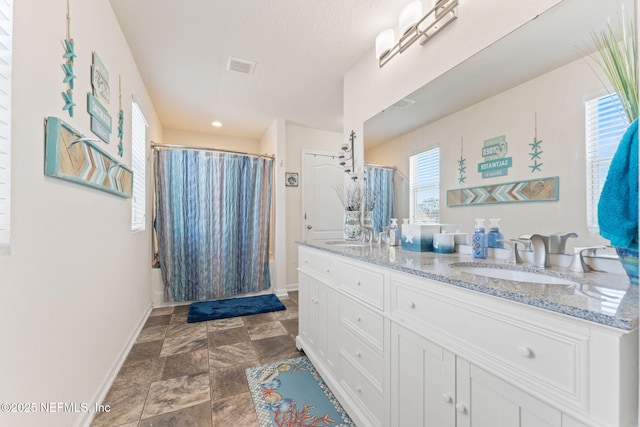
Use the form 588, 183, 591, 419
375, 0, 459, 68
211, 121, 223, 127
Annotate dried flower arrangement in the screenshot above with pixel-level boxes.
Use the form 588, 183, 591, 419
334, 181, 363, 211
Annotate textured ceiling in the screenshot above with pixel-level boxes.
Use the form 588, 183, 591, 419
109, 0, 411, 140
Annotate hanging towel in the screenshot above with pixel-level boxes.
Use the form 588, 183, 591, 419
598, 119, 638, 250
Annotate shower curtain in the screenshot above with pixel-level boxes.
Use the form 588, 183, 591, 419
154, 149, 273, 302
365, 167, 397, 233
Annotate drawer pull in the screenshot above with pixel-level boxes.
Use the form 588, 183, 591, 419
355, 350, 362, 358
355, 315, 362, 322
355, 385, 363, 393
455, 403, 467, 414
408, 301, 416, 309
518, 346, 533, 358
326, 268, 331, 273
313, 298, 318, 304
442, 393, 453, 404
356, 280, 361, 286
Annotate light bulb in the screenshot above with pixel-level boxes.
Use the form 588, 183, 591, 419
399, 1, 422, 36
375, 29, 395, 60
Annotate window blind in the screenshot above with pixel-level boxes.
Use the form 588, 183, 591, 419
131, 102, 148, 232
0, 0, 12, 253
585, 93, 629, 231
410, 147, 440, 223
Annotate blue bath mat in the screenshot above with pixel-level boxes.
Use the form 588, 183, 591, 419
246, 356, 355, 427
187, 293, 286, 323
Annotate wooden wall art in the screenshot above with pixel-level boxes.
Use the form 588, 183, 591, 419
447, 176, 558, 206
44, 116, 133, 198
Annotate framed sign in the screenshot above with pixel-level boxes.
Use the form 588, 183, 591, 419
285, 172, 298, 187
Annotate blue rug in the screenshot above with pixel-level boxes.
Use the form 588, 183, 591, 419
187, 293, 285, 323
246, 356, 355, 427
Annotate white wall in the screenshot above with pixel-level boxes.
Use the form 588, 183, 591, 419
365, 54, 611, 250
285, 123, 343, 285
0, 1, 160, 426
163, 128, 261, 153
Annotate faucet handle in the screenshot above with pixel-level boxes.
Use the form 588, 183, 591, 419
500, 240, 523, 264
568, 246, 607, 272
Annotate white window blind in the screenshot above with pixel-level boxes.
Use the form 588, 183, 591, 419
585, 93, 629, 231
410, 147, 440, 223
131, 101, 148, 232
0, 0, 12, 254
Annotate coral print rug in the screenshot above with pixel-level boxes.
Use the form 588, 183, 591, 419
246, 356, 356, 427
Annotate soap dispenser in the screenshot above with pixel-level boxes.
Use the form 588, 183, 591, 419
487, 218, 504, 248
472, 218, 488, 259
389, 218, 400, 246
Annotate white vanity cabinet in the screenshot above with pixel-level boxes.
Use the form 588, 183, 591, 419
297, 245, 638, 427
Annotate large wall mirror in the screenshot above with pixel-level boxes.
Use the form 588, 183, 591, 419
362, 0, 633, 254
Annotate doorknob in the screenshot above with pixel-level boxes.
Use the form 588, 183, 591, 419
307, 225, 313, 229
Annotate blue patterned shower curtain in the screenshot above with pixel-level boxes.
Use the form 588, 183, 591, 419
365, 167, 396, 233
154, 149, 273, 302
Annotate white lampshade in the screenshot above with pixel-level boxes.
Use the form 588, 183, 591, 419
398, 1, 423, 36
375, 29, 395, 60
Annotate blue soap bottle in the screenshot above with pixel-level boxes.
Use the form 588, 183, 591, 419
487, 218, 504, 248
472, 218, 488, 259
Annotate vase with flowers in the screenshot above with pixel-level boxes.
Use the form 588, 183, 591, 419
591, 11, 638, 284
335, 181, 363, 240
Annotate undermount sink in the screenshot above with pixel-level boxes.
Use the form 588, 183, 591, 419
453, 264, 578, 285
324, 240, 370, 247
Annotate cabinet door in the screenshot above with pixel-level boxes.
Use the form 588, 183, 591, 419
298, 272, 318, 349
317, 283, 340, 369
456, 358, 562, 427
391, 324, 456, 427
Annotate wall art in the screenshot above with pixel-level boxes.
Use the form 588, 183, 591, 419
529, 113, 543, 172
478, 135, 511, 179
457, 136, 466, 184
88, 52, 112, 143
44, 116, 133, 198
117, 75, 124, 157
285, 172, 298, 187
447, 176, 558, 206
61, 1, 76, 117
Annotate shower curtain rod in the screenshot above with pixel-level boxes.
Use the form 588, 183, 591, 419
151, 142, 275, 160
364, 163, 408, 182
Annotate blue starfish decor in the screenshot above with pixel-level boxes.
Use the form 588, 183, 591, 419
457, 137, 466, 183
61, 38, 76, 117
528, 114, 543, 172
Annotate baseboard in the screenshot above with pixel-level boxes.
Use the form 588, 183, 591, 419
75, 302, 152, 427
286, 283, 299, 292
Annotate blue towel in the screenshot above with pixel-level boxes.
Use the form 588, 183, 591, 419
598, 119, 638, 249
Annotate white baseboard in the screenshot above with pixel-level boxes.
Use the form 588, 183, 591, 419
75, 303, 152, 427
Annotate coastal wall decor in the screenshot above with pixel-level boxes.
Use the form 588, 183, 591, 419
44, 116, 133, 198
478, 135, 511, 179
457, 136, 466, 184
61, 0, 76, 117
529, 113, 543, 172
117, 75, 124, 157
447, 176, 558, 206
88, 52, 112, 143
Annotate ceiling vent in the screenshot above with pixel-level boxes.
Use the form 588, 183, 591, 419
227, 56, 256, 75
390, 98, 416, 109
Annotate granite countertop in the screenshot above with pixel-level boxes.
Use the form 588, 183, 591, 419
298, 241, 639, 331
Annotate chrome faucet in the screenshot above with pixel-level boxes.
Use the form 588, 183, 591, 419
518, 233, 551, 268
361, 226, 375, 244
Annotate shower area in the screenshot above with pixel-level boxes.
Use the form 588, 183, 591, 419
152, 144, 274, 303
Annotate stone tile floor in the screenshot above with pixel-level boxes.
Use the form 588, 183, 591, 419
91, 291, 301, 427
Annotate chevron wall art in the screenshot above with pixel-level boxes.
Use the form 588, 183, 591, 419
44, 116, 133, 198
447, 177, 558, 207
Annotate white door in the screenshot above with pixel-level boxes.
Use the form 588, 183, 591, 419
302, 151, 344, 242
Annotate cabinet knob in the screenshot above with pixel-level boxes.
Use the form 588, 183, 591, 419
355, 315, 362, 322
355, 385, 362, 393
518, 346, 533, 358
326, 268, 331, 273
356, 280, 361, 286
441, 393, 453, 403
355, 350, 362, 358
408, 301, 416, 309
455, 403, 467, 414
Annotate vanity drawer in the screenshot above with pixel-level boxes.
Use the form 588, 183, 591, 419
299, 249, 337, 284
391, 279, 588, 400
339, 262, 384, 310
340, 326, 384, 387
340, 295, 384, 350
340, 355, 384, 427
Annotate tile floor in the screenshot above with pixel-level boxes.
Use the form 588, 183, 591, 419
91, 291, 301, 427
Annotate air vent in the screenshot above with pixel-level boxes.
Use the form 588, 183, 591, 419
390, 98, 416, 109
227, 56, 256, 75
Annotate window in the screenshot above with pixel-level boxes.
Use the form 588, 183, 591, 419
131, 101, 148, 232
0, 0, 12, 254
585, 93, 629, 231
410, 147, 440, 223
